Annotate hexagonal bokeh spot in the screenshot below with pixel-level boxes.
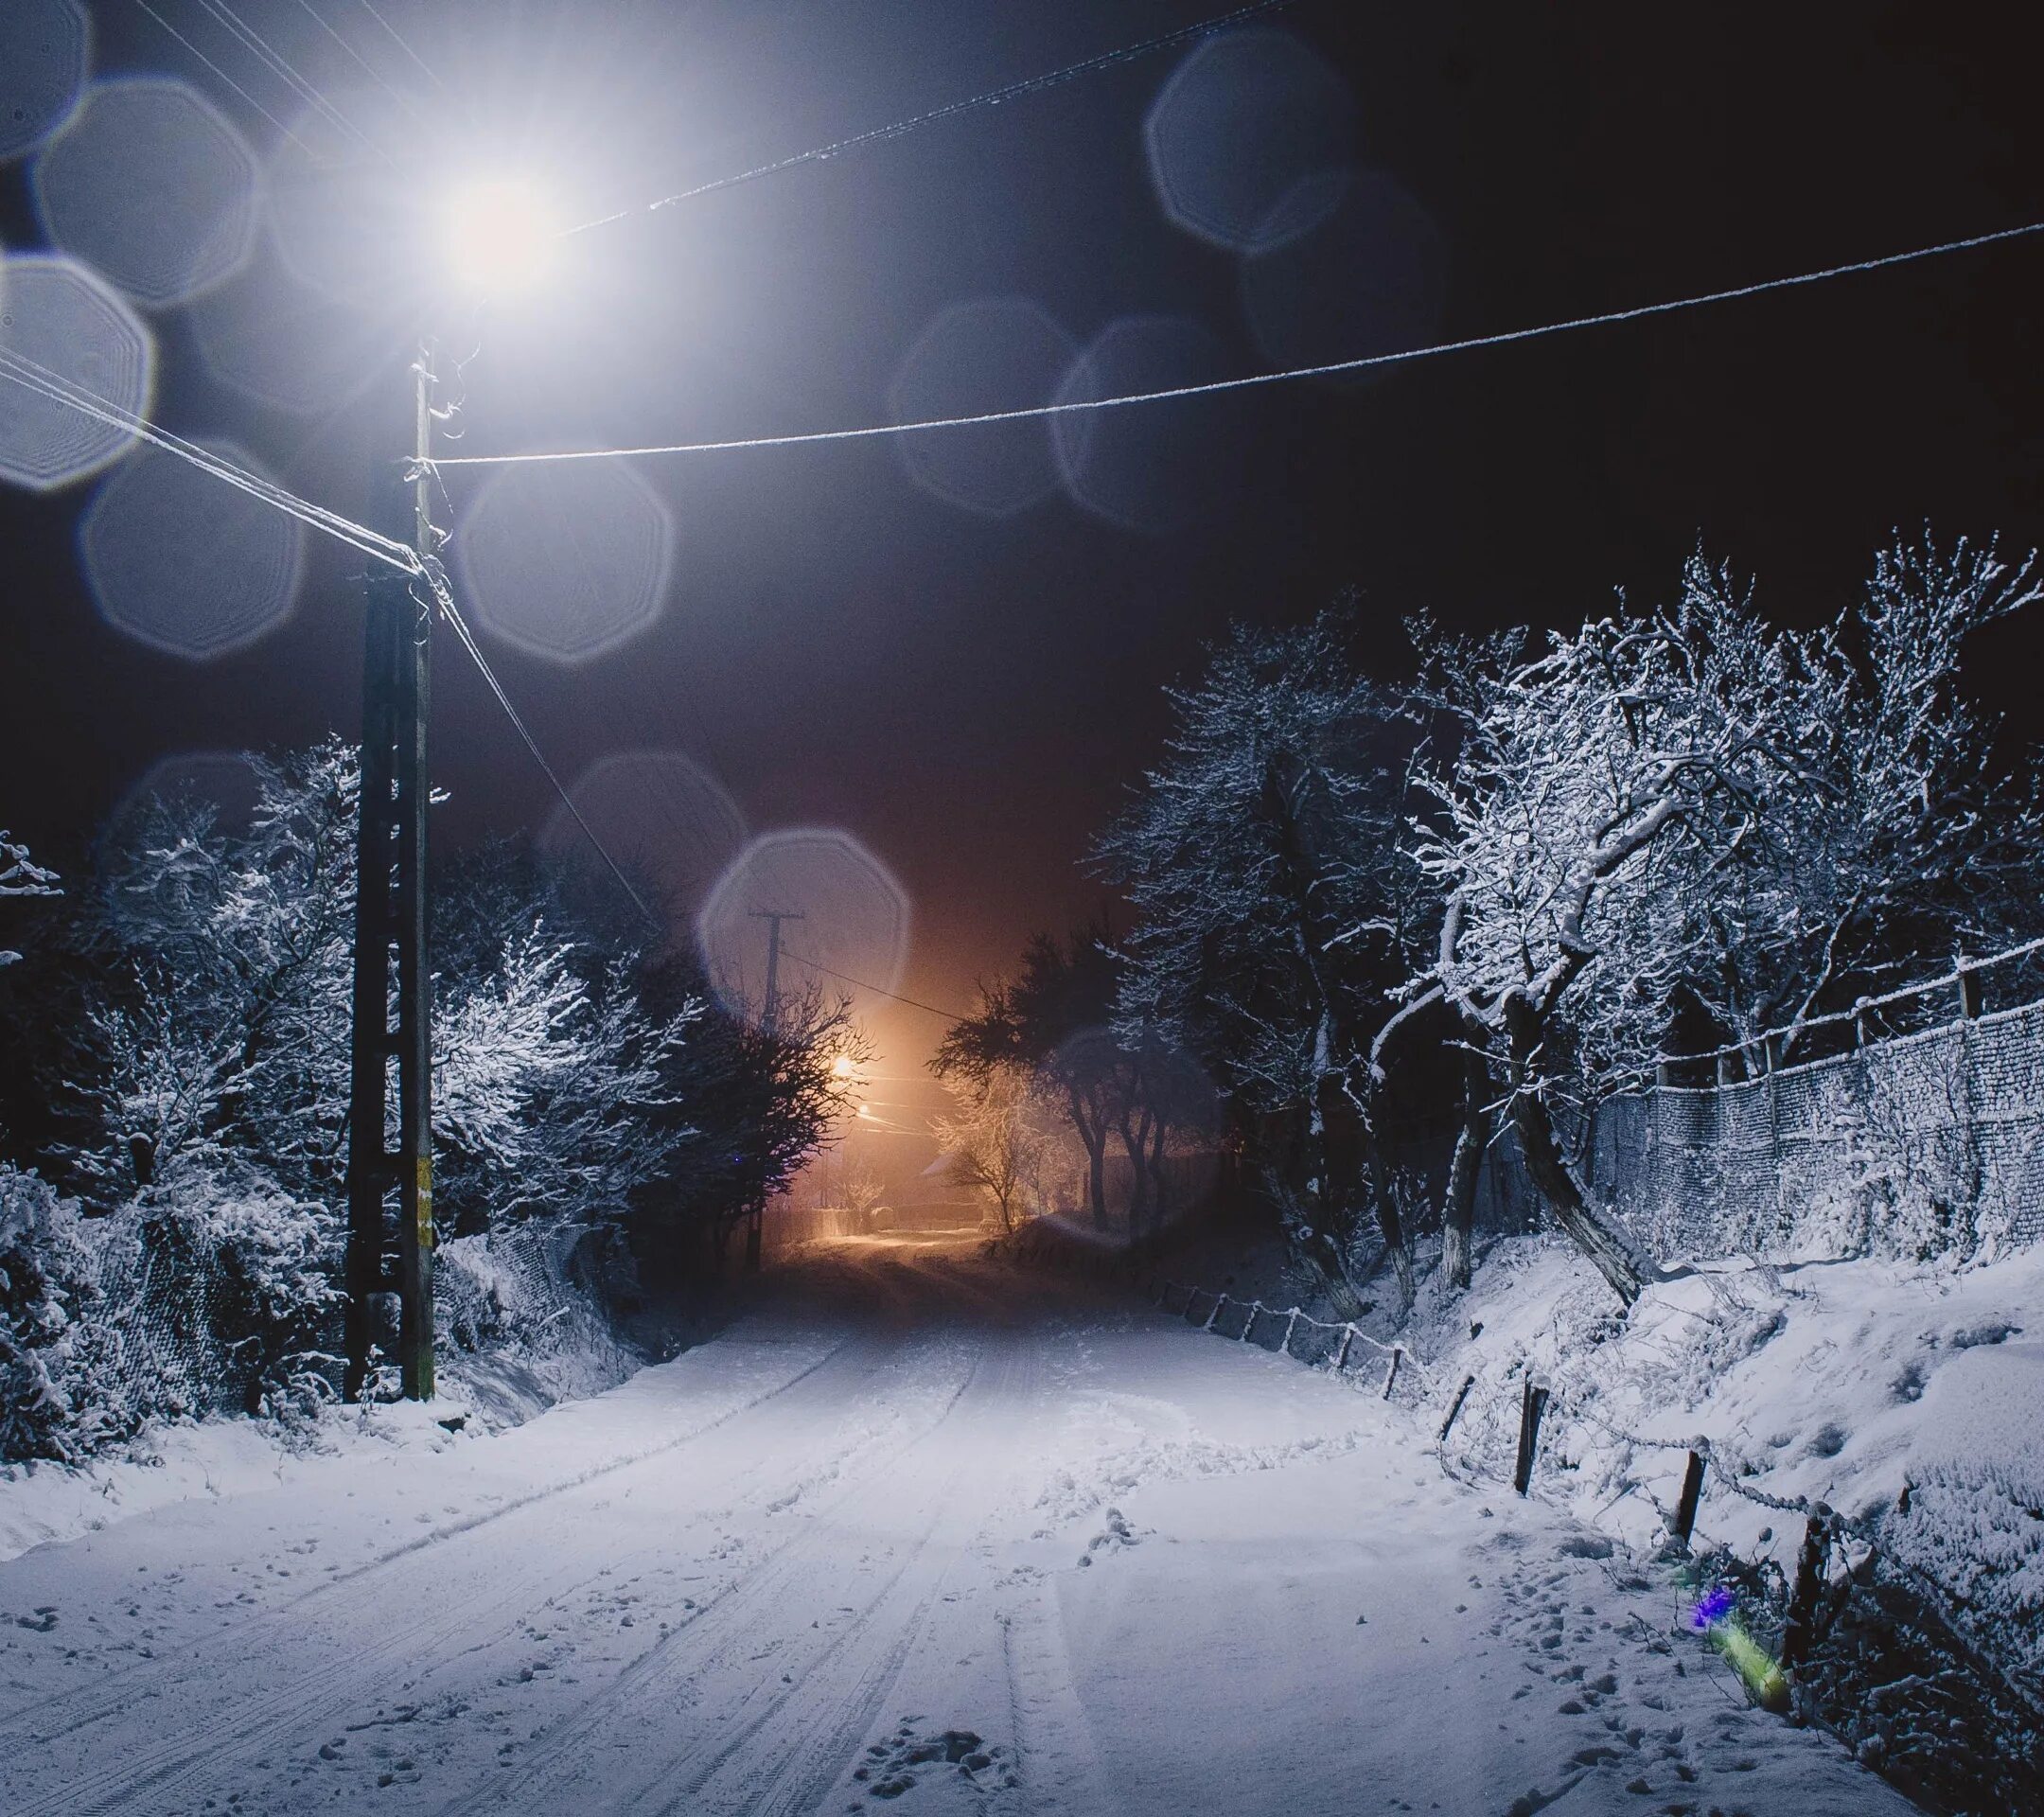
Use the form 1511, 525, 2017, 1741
455, 459, 675, 662
1239, 166, 1446, 378
540, 750, 748, 933
187, 245, 387, 419
35, 77, 261, 307
0, 0, 87, 163
0, 253, 154, 492
102, 749, 264, 871
1145, 28, 1355, 255
1051, 314, 1231, 535
697, 829, 911, 1032
81, 437, 304, 660
889, 297, 1075, 518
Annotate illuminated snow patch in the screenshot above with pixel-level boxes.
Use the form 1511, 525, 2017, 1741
81, 437, 303, 659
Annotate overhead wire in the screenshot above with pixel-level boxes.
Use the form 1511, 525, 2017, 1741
132, 0, 321, 157
435, 217, 2044, 470
0, 347, 417, 570
356, 0, 452, 97
781, 951, 966, 1022
191, 0, 394, 164
290, 0, 434, 129
560, 0, 1300, 238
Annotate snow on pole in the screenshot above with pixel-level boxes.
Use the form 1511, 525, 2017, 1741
1381, 1346, 1402, 1400
1332, 1325, 1354, 1371
1281, 1308, 1298, 1356
1240, 1298, 1260, 1341
1438, 1372, 1476, 1441
1204, 1292, 1225, 1332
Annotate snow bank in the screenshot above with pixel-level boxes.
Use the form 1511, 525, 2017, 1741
1410, 1235, 2044, 1680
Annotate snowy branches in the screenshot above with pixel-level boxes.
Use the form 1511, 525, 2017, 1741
0, 830, 58, 970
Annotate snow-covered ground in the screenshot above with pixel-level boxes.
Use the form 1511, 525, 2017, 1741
0, 1232, 1917, 1815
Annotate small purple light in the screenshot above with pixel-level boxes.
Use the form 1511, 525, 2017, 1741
1689, 1585, 1735, 1631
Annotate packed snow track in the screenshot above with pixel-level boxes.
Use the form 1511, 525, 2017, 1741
0, 1233, 1916, 1815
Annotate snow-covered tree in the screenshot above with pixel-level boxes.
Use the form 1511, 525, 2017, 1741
0, 830, 59, 969
932, 1065, 1044, 1234
1677, 537, 2044, 1060
1415, 573, 1831, 1304
1096, 615, 1433, 1309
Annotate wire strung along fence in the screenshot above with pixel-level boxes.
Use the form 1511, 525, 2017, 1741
1480, 937, 2044, 1262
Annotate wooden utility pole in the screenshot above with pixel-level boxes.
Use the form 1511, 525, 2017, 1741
744, 908, 804, 1271
344, 344, 438, 1402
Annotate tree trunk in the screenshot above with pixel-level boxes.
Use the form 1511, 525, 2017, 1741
1504, 999, 1652, 1306
1440, 1043, 1488, 1291
1330, 1075, 1414, 1309
1085, 1137, 1108, 1230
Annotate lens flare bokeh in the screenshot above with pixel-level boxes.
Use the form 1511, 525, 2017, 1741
455, 458, 676, 662
539, 750, 747, 935
0, 251, 153, 492
1239, 166, 1446, 379
80, 436, 304, 659
697, 829, 910, 1032
889, 297, 1075, 518
0, 0, 87, 164
1144, 29, 1355, 255
33, 77, 260, 307
1051, 314, 1232, 535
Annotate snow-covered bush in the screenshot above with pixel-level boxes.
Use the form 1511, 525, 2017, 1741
0, 830, 59, 969
0, 1166, 105, 1460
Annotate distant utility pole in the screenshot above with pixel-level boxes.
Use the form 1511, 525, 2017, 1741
344, 344, 438, 1402
745, 908, 804, 1271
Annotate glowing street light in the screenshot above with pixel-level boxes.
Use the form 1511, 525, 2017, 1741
833, 1055, 857, 1079
444, 174, 561, 293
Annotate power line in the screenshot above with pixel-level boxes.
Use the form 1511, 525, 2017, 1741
436, 217, 2044, 470
192, 0, 393, 165
0, 347, 416, 570
782, 951, 966, 1022
560, 0, 1299, 238
417, 562, 664, 933
356, 0, 451, 97
291, 0, 432, 128
132, 0, 320, 157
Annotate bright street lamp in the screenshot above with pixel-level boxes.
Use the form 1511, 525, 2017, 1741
444, 174, 561, 293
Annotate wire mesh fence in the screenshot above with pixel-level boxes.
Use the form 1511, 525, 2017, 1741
1483, 943, 2044, 1262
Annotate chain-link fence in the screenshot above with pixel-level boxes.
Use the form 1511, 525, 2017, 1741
1481, 946, 2044, 1263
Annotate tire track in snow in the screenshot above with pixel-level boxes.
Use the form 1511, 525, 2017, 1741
439, 1332, 997, 1814
3, 1331, 955, 1817
0, 1329, 855, 1749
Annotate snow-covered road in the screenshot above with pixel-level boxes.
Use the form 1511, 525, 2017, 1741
0, 1234, 1917, 1815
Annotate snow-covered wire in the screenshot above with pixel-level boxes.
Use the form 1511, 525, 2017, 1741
560, 0, 1302, 239
290, 0, 432, 128
0, 347, 417, 572
132, 0, 320, 157
192, 0, 393, 165
355, 0, 451, 97
436, 218, 2044, 470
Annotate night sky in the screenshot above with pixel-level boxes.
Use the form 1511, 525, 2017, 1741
4, 0, 2042, 1142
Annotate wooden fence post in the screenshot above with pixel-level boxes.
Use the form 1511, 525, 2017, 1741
1332, 1325, 1355, 1371
1240, 1299, 1260, 1342
1281, 1309, 1298, 1356
1382, 1346, 1403, 1400
1204, 1292, 1225, 1332
1512, 1378, 1549, 1494
1956, 958, 1982, 1022
1438, 1373, 1476, 1442
1779, 1502, 1833, 1676
1670, 1450, 1706, 1549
